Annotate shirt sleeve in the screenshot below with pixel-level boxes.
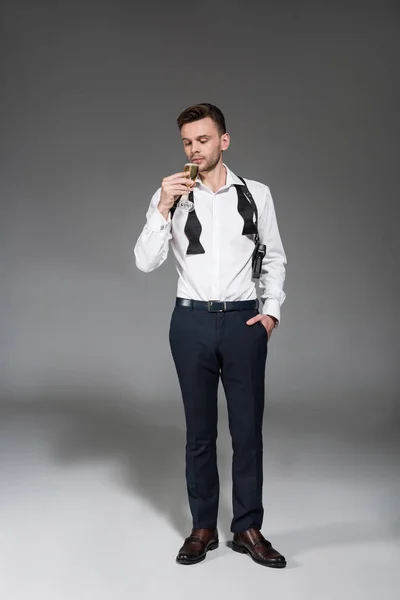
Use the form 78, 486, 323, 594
134, 188, 173, 272
258, 186, 287, 323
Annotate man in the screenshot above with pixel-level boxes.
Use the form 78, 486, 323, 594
134, 103, 287, 568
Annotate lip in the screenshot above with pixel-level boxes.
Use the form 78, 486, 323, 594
191, 157, 204, 163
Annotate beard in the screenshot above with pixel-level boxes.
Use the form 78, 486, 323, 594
191, 147, 222, 173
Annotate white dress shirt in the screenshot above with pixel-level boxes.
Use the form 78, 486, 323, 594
134, 164, 287, 322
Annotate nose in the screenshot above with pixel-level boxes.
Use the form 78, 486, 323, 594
191, 141, 202, 155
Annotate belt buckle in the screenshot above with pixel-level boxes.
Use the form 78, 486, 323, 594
208, 300, 226, 312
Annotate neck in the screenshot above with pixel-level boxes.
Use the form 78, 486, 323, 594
199, 159, 227, 193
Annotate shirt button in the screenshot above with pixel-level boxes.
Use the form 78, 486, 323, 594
160, 225, 164, 230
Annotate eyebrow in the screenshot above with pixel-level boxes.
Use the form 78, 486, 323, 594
181, 134, 211, 141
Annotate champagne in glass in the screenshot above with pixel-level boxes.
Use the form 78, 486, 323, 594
181, 162, 199, 199
184, 162, 199, 183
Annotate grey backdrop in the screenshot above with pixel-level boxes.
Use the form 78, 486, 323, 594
1, 1, 399, 599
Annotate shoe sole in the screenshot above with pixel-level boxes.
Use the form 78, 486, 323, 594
176, 540, 219, 565
231, 541, 287, 568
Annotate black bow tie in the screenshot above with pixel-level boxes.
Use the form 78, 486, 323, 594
235, 183, 258, 236
184, 190, 205, 254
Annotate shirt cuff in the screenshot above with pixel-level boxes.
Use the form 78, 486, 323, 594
147, 208, 171, 233
261, 298, 281, 324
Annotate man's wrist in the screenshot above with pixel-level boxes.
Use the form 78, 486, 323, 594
267, 314, 279, 328
157, 203, 170, 221
147, 204, 171, 232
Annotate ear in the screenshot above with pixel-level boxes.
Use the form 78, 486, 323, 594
221, 133, 230, 151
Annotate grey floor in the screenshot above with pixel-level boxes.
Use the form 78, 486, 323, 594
0, 393, 398, 600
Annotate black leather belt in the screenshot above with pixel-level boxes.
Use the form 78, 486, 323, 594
175, 297, 259, 312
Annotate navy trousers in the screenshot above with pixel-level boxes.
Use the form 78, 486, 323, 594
169, 302, 268, 533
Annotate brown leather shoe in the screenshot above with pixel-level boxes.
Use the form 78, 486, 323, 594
176, 528, 219, 565
232, 528, 286, 568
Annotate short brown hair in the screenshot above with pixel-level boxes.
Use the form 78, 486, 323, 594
177, 103, 226, 135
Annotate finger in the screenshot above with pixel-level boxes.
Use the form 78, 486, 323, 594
167, 186, 193, 195
246, 316, 260, 326
166, 178, 195, 187
166, 184, 195, 194
163, 172, 187, 181
173, 183, 195, 191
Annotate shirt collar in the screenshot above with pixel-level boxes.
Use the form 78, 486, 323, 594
195, 163, 244, 191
